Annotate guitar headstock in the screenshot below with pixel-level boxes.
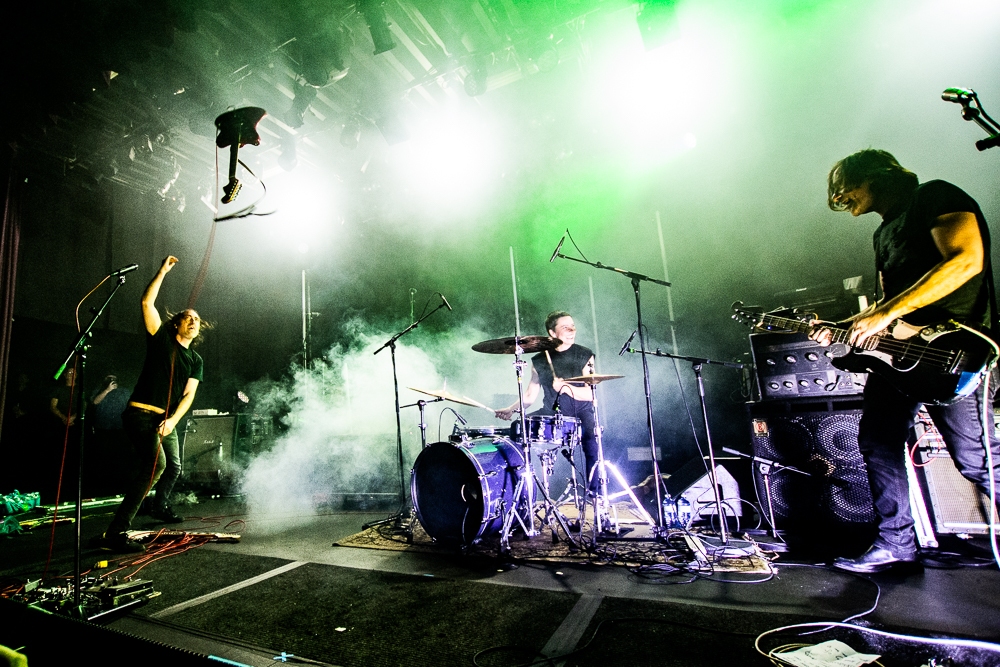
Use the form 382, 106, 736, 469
731, 301, 765, 329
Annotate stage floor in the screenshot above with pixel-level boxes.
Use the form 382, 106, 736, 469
1, 495, 998, 666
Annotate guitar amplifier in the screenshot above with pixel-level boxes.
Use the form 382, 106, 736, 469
750, 332, 865, 401
910, 410, 996, 535
182, 415, 241, 485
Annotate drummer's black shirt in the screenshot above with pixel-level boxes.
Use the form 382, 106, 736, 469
531, 344, 594, 413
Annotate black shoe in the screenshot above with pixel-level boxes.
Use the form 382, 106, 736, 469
832, 546, 918, 574
91, 532, 146, 554
150, 506, 184, 523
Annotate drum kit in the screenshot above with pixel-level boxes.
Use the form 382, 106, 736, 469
408, 333, 647, 555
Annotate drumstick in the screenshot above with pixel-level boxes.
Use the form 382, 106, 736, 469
545, 351, 558, 380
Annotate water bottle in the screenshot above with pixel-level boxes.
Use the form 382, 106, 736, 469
677, 496, 692, 529
662, 496, 678, 528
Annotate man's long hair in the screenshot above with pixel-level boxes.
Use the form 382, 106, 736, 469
166, 309, 211, 347
827, 149, 919, 212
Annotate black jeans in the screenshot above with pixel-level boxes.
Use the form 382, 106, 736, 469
107, 408, 181, 535
858, 369, 1000, 556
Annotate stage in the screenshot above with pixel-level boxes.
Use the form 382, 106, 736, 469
2, 494, 998, 666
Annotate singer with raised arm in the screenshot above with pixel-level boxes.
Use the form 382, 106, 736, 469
808, 149, 1000, 573
94, 256, 205, 553
495, 312, 600, 493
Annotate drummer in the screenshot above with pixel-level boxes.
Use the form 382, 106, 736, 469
495, 311, 599, 493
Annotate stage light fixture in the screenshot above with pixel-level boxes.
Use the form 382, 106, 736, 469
284, 84, 319, 129
358, 0, 396, 55
530, 37, 559, 73
464, 64, 488, 96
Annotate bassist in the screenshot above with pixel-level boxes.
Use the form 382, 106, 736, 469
810, 149, 1000, 573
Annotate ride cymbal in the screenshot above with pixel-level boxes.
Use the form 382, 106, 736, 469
407, 387, 491, 409
471, 336, 562, 354
563, 374, 625, 385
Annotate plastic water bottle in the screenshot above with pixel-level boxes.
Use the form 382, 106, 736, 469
662, 496, 678, 527
677, 497, 692, 529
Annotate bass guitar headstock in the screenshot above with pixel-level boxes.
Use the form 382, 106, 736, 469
731, 301, 765, 329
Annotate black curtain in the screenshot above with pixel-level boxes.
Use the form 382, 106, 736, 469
0, 144, 22, 440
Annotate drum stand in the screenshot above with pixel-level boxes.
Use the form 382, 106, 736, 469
496, 340, 579, 554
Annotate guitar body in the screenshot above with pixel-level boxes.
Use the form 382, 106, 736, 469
731, 302, 999, 406
830, 325, 996, 405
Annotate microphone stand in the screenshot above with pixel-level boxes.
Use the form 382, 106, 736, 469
721, 446, 812, 549
623, 345, 742, 544
948, 91, 1000, 151
52, 274, 129, 617
364, 302, 450, 534
554, 252, 671, 532
401, 397, 444, 450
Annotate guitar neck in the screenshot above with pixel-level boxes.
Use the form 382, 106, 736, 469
757, 314, 853, 345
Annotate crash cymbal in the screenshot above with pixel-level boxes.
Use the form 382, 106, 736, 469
563, 374, 625, 385
471, 335, 562, 354
407, 387, 491, 410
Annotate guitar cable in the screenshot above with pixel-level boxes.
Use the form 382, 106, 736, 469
979, 368, 1000, 569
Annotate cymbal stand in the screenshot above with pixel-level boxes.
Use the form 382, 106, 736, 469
497, 339, 580, 549
511, 339, 537, 536
624, 347, 743, 544
401, 396, 444, 449
553, 250, 671, 532
365, 301, 450, 534
584, 391, 655, 535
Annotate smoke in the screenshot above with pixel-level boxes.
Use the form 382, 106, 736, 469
238, 317, 519, 531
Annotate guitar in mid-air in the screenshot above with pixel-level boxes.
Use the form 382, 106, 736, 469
731, 301, 999, 406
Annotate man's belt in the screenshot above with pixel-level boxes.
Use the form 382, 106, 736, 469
128, 401, 166, 415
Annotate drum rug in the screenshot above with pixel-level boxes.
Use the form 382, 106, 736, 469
335, 505, 772, 574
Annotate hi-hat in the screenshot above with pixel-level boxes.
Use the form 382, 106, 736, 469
472, 336, 562, 354
407, 387, 491, 410
563, 374, 625, 385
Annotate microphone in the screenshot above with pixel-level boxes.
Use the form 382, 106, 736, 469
440, 294, 452, 311
552, 394, 562, 413
549, 234, 566, 263
454, 412, 468, 426
619, 329, 638, 356
109, 264, 139, 277
942, 87, 974, 103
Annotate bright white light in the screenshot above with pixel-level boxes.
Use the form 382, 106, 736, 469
260, 168, 342, 252
583, 10, 730, 167
388, 108, 501, 219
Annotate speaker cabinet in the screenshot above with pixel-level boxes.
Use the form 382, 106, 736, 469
182, 415, 240, 485
747, 398, 876, 530
910, 411, 995, 535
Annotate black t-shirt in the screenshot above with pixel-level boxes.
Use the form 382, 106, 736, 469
129, 327, 204, 412
531, 344, 594, 412
874, 179, 990, 326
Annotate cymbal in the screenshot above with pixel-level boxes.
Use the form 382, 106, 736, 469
472, 335, 562, 354
407, 387, 491, 410
563, 374, 625, 385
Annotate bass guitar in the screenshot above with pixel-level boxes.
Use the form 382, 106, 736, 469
731, 301, 998, 406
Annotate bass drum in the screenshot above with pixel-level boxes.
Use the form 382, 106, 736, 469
411, 439, 525, 545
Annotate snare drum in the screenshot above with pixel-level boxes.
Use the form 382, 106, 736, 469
448, 425, 511, 443
411, 439, 525, 545
512, 414, 581, 450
